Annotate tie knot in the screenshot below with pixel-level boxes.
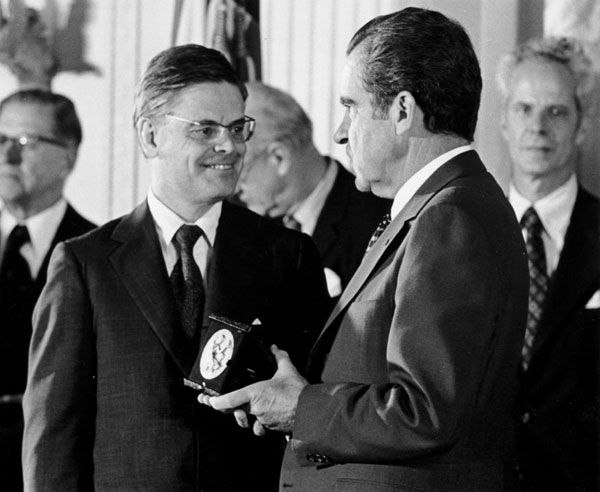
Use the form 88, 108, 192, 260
173, 224, 202, 254
282, 214, 302, 231
7, 224, 30, 249
521, 207, 543, 234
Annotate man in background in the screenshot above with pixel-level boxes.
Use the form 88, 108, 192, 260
201, 8, 529, 491
498, 37, 599, 491
22, 44, 329, 491
237, 82, 390, 298
0, 89, 95, 490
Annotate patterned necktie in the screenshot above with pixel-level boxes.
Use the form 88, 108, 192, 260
365, 212, 391, 254
520, 207, 549, 371
170, 225, 205, 341
0, 224, 33, 300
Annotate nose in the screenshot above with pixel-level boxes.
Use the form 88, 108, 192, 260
212, 130, 238, 154
527, 110, 549, 135
2, 140, 22, 166
334, 114, 349, 144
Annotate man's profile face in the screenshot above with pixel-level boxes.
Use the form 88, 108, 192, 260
502, 58, 583, 185
0, 101, 72, 210
151, 82, 246, 208
334, 48, 402, 199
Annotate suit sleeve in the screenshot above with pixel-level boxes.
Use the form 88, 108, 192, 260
292, 203, 502, 463
22, 242, 96, 491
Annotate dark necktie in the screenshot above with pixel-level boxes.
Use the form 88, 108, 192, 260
0, 224, 33, 301
520, 207, 549, 371
170, 225, 205, 341
365, 212, 391, 254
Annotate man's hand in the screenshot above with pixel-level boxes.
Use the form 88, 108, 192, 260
197, 345, 307, 435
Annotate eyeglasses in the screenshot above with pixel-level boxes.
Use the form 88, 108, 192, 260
0, 133, 67, 152
165, 114, 256, 143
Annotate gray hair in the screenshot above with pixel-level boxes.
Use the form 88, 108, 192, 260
245, 82, 312, 150
496, 37, 596, 115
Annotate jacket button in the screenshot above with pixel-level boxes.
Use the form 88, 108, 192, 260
521, 412, 530, 423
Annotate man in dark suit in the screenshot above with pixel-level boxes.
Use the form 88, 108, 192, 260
497, 37, 599, 491
22, 45, 329, 491
201, 8, 529, 491
237, 82, 390, 298
0, 89, 95, 490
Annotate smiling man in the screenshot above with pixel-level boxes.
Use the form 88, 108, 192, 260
22, 45, 329, 491
0, 90, 95, 490
498, 37, 599, 491
201, 8, 529, 492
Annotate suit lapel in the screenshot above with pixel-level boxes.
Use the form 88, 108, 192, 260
311, 161, 347, 259
308, 151, 486, 365
35, 204, 91, 291
110, 202, 193, 374
204, 201, 266, 324
529, 188, 600, 363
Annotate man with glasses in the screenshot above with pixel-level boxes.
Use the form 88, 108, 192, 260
0, 89, 95, 490
22, 45, 329, 491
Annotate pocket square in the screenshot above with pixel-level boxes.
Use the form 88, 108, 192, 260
323, 267, 342, 298
585, 290, 600, 309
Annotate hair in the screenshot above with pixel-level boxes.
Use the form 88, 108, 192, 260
496, 37, 596, 116
347, 7, 482, 142
0, 89, 82, 146
133, 44, 247, 126
245, 82, 313, 150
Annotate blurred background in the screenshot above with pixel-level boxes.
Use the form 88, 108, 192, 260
0, 0, 597, 224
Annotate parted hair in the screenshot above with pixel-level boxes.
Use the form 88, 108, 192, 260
0, 89, 82, 146
496, 37, 596, 116
133, 44, 247, 126
348, 7, 482, 142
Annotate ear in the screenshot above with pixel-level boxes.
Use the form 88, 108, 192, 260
575, 114, 589, 146
390, 91, 417, 135
137, 117, 159, 158
499, 106, 510, 142
63, 142, 79, 172
266, 141, 292, 176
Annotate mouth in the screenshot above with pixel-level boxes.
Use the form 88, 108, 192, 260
202, 162, 237, 170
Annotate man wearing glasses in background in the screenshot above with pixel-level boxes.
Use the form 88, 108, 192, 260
0, 90, 95, 490
22, 45, 329, 491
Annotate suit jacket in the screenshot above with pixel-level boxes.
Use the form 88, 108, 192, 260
280, 151, 530, 491
0, 203, 96, 396
510, 187, 600, 491
312, 160, 391, 290
22, 200, 329, 491
0, 203, 94, 491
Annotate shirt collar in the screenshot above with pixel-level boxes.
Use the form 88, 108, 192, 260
391, 145, 473, 220
508, 173, 577, 248
291, 157, 338, 235
147, 188, 221, 247
1, 198, 67, 258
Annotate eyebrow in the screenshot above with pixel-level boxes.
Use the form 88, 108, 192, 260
188, 117, 247, 127
339, 96, 356, 106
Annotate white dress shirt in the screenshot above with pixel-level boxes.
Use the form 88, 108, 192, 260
288, 157, 338, 236
147, 188, 221, 285
509, 173, 577, 276
391, 145, 473, 220
0, 198, 67, 279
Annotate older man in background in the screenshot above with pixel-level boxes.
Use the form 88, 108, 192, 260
23, 45, 329, 491
0, 90, 95, 490
498, 37, 599, 491
237, 82, 390, 298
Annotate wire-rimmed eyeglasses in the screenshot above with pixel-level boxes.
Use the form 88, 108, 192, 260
0, 133, 67, 152
165, 114, 256, 143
